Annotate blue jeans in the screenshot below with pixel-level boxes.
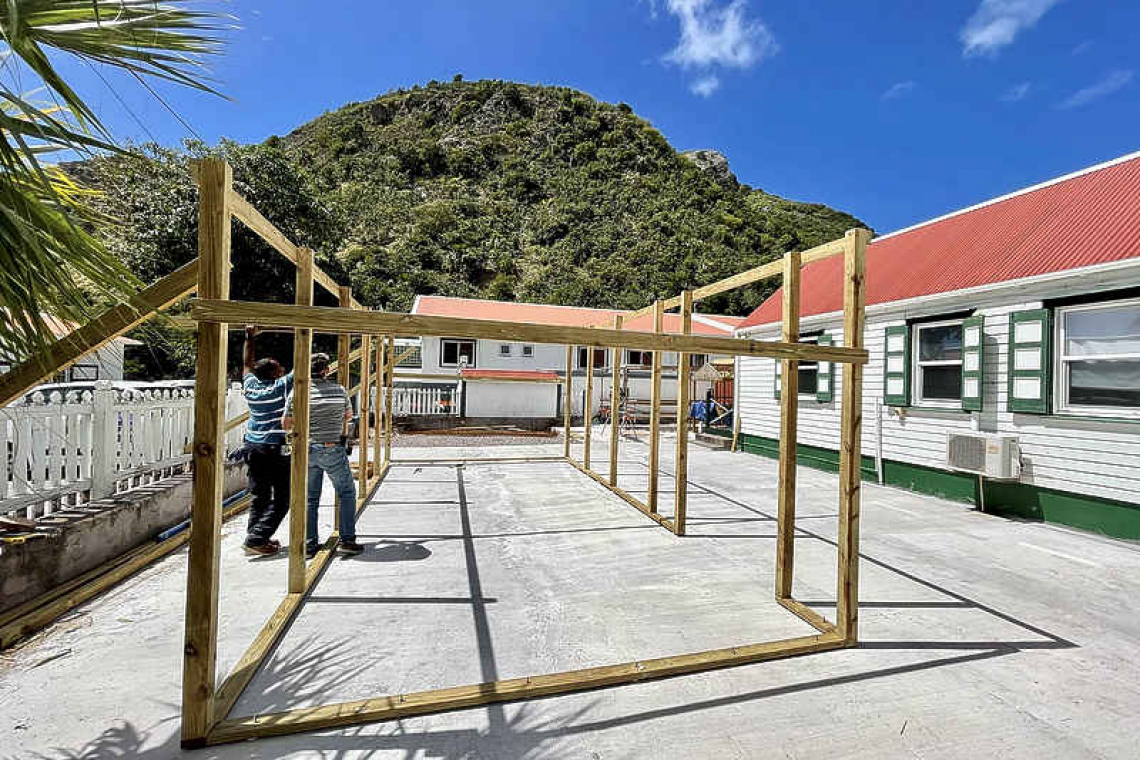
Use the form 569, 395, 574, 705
305, 444, 358, 549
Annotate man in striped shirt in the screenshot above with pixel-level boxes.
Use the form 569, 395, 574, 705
283, 352, 362, 556
240, 327, 293, 556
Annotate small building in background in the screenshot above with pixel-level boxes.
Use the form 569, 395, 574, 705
0, 313, 141, 383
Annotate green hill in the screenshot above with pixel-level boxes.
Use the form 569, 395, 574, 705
274, 78, 866, 315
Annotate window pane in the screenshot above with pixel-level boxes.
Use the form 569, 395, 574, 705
918, 325, 962, 362
798, 367, 818, 395
442, 342, 458, 364
922, 365, 961, 400
1068, 359, 1140, 407
459, 342, 475, 364
1064, 305, 1140, 357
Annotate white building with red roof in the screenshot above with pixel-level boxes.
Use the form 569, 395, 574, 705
734, 150, 1140, 539
404, 295, 744, 423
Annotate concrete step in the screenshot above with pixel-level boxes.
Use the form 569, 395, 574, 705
693, 432, 731, 450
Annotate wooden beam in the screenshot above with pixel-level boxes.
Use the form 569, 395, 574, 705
569, 458, 675, 532
0, 260, 198, 408
775, 250, 802, 599
372, 337, 383, 473
583, 344, 595, 470
287, 248, 315, 595
356, 330, 372, 508
227, 189, 354, 306
181, 157, 231, 748
384, 336, 395, 464
836, 228, 870, 645
336, 287, 352, 387
393, 345, 417, 366
673, 291, 693, 535
207, 631, 841, 745
392, 372, 561, 384
647, 301, 663, 513
776, 596, 837, 635
327, 344, 363, 378
609, 315, 623, 487
190, 300, 869, 365
563, 345, 573, 459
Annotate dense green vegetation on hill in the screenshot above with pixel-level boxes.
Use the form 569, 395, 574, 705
74, 79, 865, 377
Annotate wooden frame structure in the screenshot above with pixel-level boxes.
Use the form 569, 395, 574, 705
0, 157, 870, 747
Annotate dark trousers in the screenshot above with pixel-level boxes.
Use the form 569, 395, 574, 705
245, 443, 291, 544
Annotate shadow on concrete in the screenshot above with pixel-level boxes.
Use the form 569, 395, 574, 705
347, 541, 433, 563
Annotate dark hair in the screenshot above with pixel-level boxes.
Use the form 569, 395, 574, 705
252, 358, 281, 383
311, 352, 331, 378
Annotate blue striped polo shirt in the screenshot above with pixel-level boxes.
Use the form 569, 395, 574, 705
242, 371, 294, 445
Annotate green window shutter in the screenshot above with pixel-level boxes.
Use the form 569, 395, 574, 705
774, 359, 781, 400
816, 333, 834, 402
883, 325, 910, 406
961, 316, 985, 411
1007, 309, 1051, 414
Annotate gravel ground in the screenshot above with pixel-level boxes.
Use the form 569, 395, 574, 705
390, 430, 562, 448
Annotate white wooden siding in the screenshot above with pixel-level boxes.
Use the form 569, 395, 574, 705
738, 298, 1140, 505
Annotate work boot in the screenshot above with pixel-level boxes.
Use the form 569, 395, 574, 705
339, 540, 364, 556
243, 539, 279, 557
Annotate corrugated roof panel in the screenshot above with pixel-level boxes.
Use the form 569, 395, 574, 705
740, 152, 1140, 329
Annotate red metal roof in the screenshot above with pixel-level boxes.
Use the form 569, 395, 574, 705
740, 151, 1140, 329
412, 296, 744, 336
460, 368, 559, 381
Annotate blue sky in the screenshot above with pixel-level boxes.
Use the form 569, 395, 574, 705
58, 0, 1139, 234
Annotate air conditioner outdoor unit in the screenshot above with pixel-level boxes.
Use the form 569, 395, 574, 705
945, 432, 1021, 480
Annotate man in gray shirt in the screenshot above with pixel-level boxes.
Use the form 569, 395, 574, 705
283, 353, 362, 556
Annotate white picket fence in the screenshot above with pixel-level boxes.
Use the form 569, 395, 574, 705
1, 381, 248, 519
386, 385, 460, 417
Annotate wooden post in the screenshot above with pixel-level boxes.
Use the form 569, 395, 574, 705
372, 336, 383, 476
563, 345, 574, 459
356, 327, 371, 497
288, 247, 314, 594
384, 335, 395, 464
181, 157, 231, 747
836, 229, 869, 645
609, 315, 623, 486
673, 291, 693, 535
776, 250, 802, 600
647, 300, 663, 513
583, 344, 595, 470
337, 287, 352, 397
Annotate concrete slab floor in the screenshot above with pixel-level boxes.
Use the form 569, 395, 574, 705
2, 435, 1139, 759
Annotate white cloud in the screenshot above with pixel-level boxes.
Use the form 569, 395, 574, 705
1071, 40, 1092, 56
690, 75, 721, 97
662, 0, 778, 69
960, 0, 1063, 58
1057, 69, 1133, 109
1001, 81, 1032, 102
881, 81, 917, 101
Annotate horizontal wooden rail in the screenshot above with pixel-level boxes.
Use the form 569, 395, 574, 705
0, 261, 200, 408
207, 631, 842, 744
190, 300, 868, 365
587, 234, 855, 328
392, 371, 563, 384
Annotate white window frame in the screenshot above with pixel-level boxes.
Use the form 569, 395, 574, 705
626, 349, 652, 367
1054, 297, 1140, 418
797, 337, 819, 399
911, 318, 964, 409
499, 344, 512, 357
521, 345, 534, 358
440, 338, 477, 368
577, 347, 609, 369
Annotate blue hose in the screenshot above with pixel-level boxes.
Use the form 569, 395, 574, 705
154, 489, 249, 543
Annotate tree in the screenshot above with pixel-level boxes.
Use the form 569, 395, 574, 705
0, 0, 226, 364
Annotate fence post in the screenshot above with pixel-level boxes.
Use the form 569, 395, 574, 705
90, 380, 117, 499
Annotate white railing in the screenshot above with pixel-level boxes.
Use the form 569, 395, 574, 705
1, 381, 248, 519
387, 385, 459, 416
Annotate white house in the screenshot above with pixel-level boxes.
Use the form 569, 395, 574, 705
401, 296, 744, 423
733, 150, 1140, 540
0, 313, 141, 383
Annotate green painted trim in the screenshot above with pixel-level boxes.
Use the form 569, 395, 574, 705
732, 431, 1140, 540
